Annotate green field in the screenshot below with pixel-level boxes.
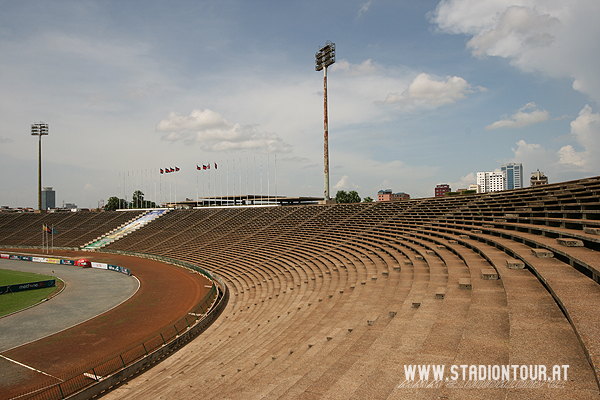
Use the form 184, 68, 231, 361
0, 269, 63, 317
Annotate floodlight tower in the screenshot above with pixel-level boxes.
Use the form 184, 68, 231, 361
31, 122, 49, 211
315, 41, 335, 201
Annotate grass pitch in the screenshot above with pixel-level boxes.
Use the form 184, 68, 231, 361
0, 269, 63, 317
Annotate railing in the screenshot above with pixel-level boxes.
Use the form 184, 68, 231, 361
10, 251, 228, 400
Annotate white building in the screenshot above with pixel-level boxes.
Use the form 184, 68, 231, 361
468, 183, 481, 193
476, 171, 505, 193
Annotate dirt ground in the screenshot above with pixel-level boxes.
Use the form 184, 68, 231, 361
0, 249, 211, 399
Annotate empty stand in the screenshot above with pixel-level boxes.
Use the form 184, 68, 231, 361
2, 175, 600, 398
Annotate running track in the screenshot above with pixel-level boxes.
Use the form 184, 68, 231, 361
0, 249, 211, 399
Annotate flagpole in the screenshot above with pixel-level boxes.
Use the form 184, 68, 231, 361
268, 154, 270, 205
227, 159, 229, 206
233, 158, 235, 206
219, 160, 223, 205
207, 166, 211, 206
52, 224, 54, 254
214, 160, 221, 206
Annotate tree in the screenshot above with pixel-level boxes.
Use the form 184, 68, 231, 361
347, 190, 361, 203
335, 190, 349, 203
132, 190, 144, 208
363, 196, 373, 203
105, 196, 120, 211
335, 190, 361, 204
129, 190, 157, 208
105, 196, 127, 211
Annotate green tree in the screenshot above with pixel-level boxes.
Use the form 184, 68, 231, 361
335, 190, 361, 204
105, 196, 127, 211
347, 190, 361, 203
363, 196, 373, 203
132, 190, 144, 208
335, 190, 349, 203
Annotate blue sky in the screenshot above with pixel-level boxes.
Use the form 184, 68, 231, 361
1, 0, 598, 208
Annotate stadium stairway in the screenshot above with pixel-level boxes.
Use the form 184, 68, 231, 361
81, 208, 170, 250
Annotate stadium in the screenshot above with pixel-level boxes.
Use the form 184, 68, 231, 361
1, 174, 600, 399
2, 2, 600, 399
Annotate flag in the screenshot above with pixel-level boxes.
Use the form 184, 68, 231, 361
203, 164, 207, 170
160, 168, 164, 174
214, 162, 217, 169
207, 163, 210, 170
43, 224, 52, 233
175, 166, 180, 171
197, 165, 201, 170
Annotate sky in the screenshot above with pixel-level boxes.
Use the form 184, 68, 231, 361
1, 0, 599, 208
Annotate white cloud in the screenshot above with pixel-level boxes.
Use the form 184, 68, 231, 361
357, 1, 373, 19
485, 102, 550, 130
500, 105, 600, 183
511, 139, 557, 165
430, 0, 600, 103
558, 104, 600, 171
332, 59, 378, 77
83, 183, 100, 193
333, 175, 360, 191
451, 172, 477, 190
466, 6, 559, 59
557, 145, 585, 167
379, 73, 486, 109
156, 109, 292, 154
508, 139, 560, 180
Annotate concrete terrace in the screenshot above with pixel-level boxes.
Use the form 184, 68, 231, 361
1, 175, 600, 399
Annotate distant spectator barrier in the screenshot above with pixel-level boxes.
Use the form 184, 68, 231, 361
0, 279, 56, 295
10, 250, 228, 400
0, 253, 130, 276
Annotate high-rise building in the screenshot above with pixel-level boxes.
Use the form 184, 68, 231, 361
531, 170, 548, 186
477, 171, 505, 193
434, 184, 451, 197
41, 187, 55, 210
501, 163, 523, 190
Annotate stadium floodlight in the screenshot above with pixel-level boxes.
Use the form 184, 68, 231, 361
31, 122, 49, 211
315, 41, 336, 72
315, 41, 335, 201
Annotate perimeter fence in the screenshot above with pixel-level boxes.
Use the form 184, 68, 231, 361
10, 250, 228, 400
